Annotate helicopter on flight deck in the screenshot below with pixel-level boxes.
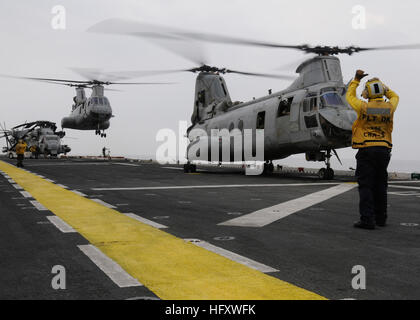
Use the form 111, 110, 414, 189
89, 19, 420, 179
1, 70, 171, 138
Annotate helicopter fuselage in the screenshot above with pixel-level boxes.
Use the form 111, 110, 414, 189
61, 85, 113, 136
188, 82, 356, 161
186, 56, 357, 166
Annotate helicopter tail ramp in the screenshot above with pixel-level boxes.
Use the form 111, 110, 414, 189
0, 160, 325, 300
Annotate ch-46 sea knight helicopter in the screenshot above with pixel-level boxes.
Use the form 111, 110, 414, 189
89, 19, 420, 179
1, 71, 171, 138
0, 121, 70, 158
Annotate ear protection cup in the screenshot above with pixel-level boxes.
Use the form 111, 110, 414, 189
364, 78, 385, 99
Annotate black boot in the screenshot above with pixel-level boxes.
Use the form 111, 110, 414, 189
354, 221, 375, 230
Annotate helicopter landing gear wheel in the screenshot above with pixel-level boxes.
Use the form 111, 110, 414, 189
319, 149, 335, 180
318, 168, 334, 180
263, 161, 274, 175
183, 162, 196, 173
8, 153, 13, 159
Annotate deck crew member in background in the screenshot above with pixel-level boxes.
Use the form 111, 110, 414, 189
346, 70, 399, 230
15, 139, 27, 168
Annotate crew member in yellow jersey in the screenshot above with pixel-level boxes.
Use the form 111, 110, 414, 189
15, 139, 27, 168
346, 70, 399, 230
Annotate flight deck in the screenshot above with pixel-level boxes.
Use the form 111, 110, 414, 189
0, 157, 419, 300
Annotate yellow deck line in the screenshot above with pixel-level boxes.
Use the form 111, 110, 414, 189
0, 161, 326, 300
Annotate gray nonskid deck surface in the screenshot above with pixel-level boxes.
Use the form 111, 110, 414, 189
1, 158, 420, 300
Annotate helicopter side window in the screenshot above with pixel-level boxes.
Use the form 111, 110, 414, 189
303, 99, 310, 112
303, 97, 317, 112
238, 120, 244, 132
310, 97, 317, 111
256, 111, 265, 130
104, 97, 109, 105
277, 97, 293, 117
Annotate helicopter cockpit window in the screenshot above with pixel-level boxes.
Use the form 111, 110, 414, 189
320, 92, 343, 108
103, 97, 109, 105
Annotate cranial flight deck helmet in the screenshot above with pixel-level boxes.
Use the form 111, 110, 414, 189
362, 78, 387, 99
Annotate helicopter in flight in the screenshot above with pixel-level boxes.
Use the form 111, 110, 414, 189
1, 121, 71, 158
1, 71, 171, 138
89, 19, 420, 179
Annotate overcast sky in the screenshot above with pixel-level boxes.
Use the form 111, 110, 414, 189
1, 0, 419, 170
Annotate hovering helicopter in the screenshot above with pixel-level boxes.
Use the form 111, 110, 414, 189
1, 71, 171, 138
89, 19, 420, 179
0, 121, 71, 158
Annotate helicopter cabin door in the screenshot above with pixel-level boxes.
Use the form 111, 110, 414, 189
276, 96, 293, 144
289, 90, 305, 133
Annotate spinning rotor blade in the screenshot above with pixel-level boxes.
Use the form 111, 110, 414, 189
224, 69, 295, 80
0, 74, 89, 84
72, 67, 294, 81
89, 19, 207, 65
355, 43, 420, 52
89, 18, 420, 56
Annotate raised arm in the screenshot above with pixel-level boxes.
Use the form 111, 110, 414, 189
346, 80, 365, 114
385, 86, 399, 111
346, 70, 369, 114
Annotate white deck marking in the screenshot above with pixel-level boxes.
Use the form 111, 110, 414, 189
30, 200, 48, 211
389, 181, 420, 184
7, 179, 15, 183
91, 182, 338, 191
71, 190, 87, 197
20, 191, 33, 198
12, 184, 23, 190
219, 183, 357, 227
114, 163, 141, 167
46, 216, 76, 233
389, 185, 420, 190
44, 178, 55, 183
91, 198, 117, 209
162, 167, 183, 170
78, 245, 142, 288
184, 239, 278, 273
56, 184, 68, 189
123, 213, 168, 229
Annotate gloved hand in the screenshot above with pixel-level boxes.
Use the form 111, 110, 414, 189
355, 70, 369, 81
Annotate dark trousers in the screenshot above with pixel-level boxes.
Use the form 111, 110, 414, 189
356, 147, 391, 225
17, 154, 24, 168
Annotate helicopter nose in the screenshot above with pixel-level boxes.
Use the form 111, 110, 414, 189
91, 109, 112, 120
319, 108, 356, 131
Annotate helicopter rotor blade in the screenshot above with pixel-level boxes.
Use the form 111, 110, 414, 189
225, 69, 295, 80
88, 19, 208, 65
0, 74, 90, 84
89, 18, 420, 56
354, 43, 420, 52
